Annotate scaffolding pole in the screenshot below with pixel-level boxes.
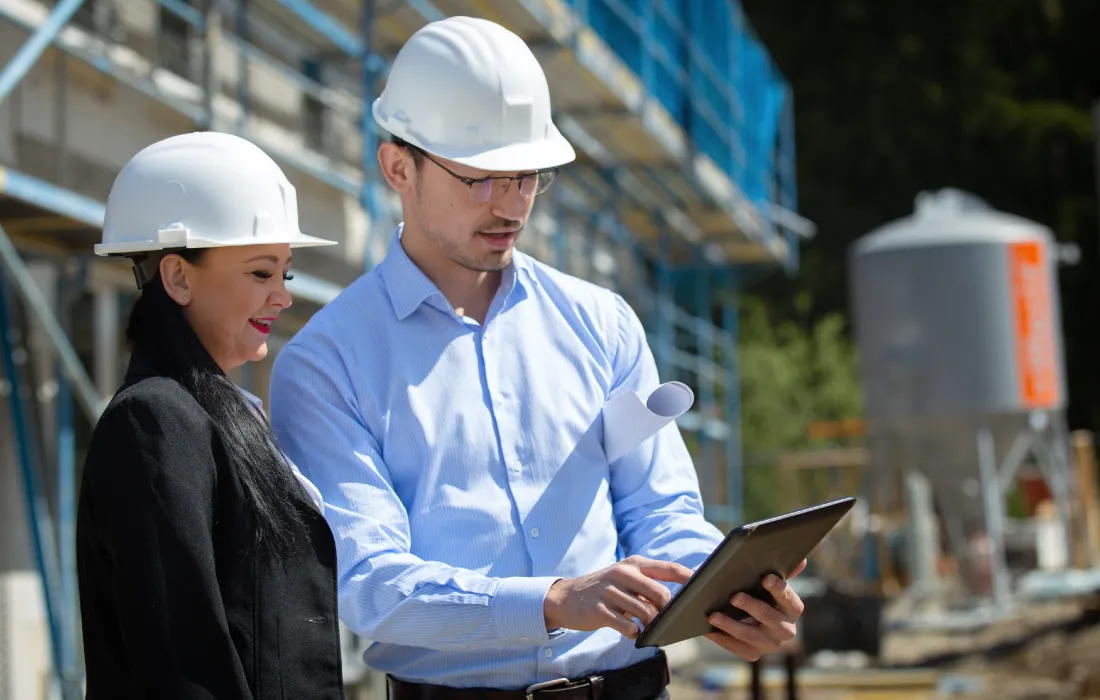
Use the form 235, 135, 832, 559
360, 0, 381, 270
0, 268, 82, 700
0, 0, 86, 102
722, 269, 743, 526
0, 225, 103, 421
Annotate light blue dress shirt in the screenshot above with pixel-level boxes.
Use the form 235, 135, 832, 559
269, 226, 725, 690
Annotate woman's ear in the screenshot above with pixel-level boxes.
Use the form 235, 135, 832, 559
159, 254, 192, 306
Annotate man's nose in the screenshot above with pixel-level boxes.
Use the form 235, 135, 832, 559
492, 180, 532, 221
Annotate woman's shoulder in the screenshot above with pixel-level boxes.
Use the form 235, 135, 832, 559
108, 374, 205, 417
93, 376, 216, 452
83, 376, 223, 499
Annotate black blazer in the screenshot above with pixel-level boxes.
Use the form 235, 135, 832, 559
76, 354, 345, 699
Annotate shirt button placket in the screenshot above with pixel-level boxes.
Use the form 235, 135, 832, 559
484, 336, 525, 518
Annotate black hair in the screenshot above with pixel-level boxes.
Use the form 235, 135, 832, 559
125, 249, 307, 559
392, 136, 424, 169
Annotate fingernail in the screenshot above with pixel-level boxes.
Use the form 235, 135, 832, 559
733, 593, 746, 606
765, 575, 781, 588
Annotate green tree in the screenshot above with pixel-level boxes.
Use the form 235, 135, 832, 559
736, 294, 863, 520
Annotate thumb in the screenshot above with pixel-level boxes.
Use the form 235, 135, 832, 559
635, 558, 694, 585
788, 559, 808, 579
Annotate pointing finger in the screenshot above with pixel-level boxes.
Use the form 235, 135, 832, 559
634, 559, 693, 586
613, 568, 673, 609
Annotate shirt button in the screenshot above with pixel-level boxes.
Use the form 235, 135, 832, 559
530, 527, 540, 539
544, 648, 553, 658
511, 460, 522, 471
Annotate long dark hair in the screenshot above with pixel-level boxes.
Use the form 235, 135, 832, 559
125, 249, 307, 559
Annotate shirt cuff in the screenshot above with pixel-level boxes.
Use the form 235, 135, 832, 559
491, 576, 561, 646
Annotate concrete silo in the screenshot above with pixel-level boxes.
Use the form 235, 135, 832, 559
849, 188, 1073, 608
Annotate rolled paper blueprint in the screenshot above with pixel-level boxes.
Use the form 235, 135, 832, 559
603, 381, 695, 463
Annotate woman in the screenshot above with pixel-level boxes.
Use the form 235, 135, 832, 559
76, 131, 344, 699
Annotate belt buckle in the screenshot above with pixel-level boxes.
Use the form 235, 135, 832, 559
525, 678, 571, 700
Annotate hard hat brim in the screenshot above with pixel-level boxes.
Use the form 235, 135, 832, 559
442, 128, 577, 172
375, 102, 577, 172
93, 231, 337, 257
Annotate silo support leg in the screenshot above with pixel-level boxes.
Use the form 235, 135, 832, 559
976, 427, 1012, 610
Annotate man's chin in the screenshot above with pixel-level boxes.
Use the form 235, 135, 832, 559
460, 249, 513, 273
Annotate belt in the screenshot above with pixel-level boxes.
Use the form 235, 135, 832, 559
386, 650, 670, 700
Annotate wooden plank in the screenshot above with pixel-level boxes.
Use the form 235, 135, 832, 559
808, 418, 867, 440
1073, 430, 1100, 567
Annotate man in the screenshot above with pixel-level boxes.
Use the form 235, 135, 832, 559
269, 15, 805, 700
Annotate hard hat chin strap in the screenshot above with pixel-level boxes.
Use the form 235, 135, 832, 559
128, 252, 169, 291
130, 255, 150, 290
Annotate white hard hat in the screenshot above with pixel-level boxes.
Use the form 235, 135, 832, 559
372, 16, 576, 172
95, 131, 336, 257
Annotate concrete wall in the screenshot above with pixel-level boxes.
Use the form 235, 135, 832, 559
0, 571, 52, 700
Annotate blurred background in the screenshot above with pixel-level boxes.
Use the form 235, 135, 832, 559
0, 0, 1098, 698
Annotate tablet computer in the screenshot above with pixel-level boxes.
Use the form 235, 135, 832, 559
634, 496, 857, 649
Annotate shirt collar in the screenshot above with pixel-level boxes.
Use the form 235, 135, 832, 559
377, 223, 532, 322
237, 386, 265, 414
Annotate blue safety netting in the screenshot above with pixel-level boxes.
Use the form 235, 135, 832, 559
564, 0, 793, 208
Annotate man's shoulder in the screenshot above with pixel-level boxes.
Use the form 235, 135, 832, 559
518, 252, 625, 317
283, 269, 387, 352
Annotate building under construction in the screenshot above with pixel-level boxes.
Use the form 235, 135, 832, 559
0, 0, 806, 695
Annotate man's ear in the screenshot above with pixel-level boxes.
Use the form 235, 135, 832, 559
378, 142, 415, 193
159, 254, 191, 306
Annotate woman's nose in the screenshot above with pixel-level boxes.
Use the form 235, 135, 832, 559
271, 282, 293, 309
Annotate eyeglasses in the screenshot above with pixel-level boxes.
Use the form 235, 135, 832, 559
405, 144, 558, 203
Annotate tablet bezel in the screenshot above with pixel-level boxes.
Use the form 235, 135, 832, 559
633, 496, 857, 649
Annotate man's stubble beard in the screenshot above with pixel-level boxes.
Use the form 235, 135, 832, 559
416, 213, 520, 274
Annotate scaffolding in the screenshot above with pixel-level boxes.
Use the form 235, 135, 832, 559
0, 0, 808, 694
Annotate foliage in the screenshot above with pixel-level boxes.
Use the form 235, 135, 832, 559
735, 295, 864, 520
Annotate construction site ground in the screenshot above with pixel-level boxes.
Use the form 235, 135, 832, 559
665, 596, 1100, 700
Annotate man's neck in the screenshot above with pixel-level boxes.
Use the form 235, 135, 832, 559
399, 229, 502, 325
